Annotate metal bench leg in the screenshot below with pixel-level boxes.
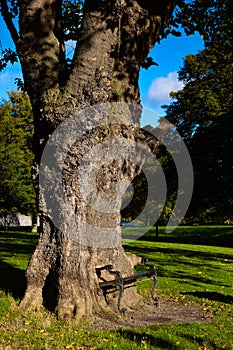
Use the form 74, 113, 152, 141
151, 275, 159, 306
108, 269, 127, 313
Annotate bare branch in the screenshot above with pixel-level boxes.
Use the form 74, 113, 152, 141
0, 0, 19, 48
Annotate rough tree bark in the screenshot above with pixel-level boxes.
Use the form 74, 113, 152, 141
1, 0, 176, 320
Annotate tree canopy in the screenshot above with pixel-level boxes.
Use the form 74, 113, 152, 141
0, 91, 36, 218
163, 0, 233, 222
120, 0, 233, 225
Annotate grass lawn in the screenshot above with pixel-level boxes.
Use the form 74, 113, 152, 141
122, 225, 233, 247
0, 226, 233, 349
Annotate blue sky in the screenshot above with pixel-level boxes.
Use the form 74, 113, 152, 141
140, 32, 204, 126
0, 17, 203, 126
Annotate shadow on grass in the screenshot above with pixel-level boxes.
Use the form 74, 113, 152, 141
117, 329, 180, 350
0, 231, 37, 300
124, 244, 233, 263
122, 225, 233, 248
0, 231, 38, 241
181, 291, 233, 304
124, 244, 233, 289
0, 260, 26, 300
0, 231, 38, 255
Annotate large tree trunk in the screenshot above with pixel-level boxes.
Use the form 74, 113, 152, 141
20, 217, 143, 320
14, 0, 176, 320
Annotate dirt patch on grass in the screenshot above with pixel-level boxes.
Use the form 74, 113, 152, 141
89, 296, 214, 330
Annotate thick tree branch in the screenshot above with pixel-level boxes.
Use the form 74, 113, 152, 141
111, 0, 176, 102
18, 0, 63, 105
0, 0, 19, 48
63, 0, 120, 108
17, 0, 68, 152
64, 0, 176, 107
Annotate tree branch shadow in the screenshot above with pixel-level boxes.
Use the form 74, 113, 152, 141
116, 329, 180, 349
181, 291, 233, 304
0, 259, 26, 300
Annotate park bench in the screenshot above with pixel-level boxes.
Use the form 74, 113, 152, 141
96, 259, 159, 313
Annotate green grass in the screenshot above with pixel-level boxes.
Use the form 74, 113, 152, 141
122, 225, 233, 247
0, 228, 233, 349
0, 231, 38, 300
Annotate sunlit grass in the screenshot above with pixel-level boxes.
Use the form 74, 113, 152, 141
0, 228, 232, 349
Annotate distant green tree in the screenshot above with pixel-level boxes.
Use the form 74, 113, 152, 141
163, 0, 233, 223
0, 91, 36, 220
121, 148, 178, 226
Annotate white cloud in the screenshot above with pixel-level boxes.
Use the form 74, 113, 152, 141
148, 71, 183, 104
0, 70, 14, 84
0, 64, 22, 99
0, 71, 16, 99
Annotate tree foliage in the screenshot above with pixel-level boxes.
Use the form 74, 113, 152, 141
0, 91, 36, 217
163, 0, 233, 222
121, 148, 178, 226
121, 0, 233, 225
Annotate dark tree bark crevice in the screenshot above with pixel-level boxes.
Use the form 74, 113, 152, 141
42, 263, 60, 312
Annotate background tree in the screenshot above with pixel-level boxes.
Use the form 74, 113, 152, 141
121, 0, 233, 226
0, 91, 36, 223
163, 0, 233, 223
121, 148, 178, 226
